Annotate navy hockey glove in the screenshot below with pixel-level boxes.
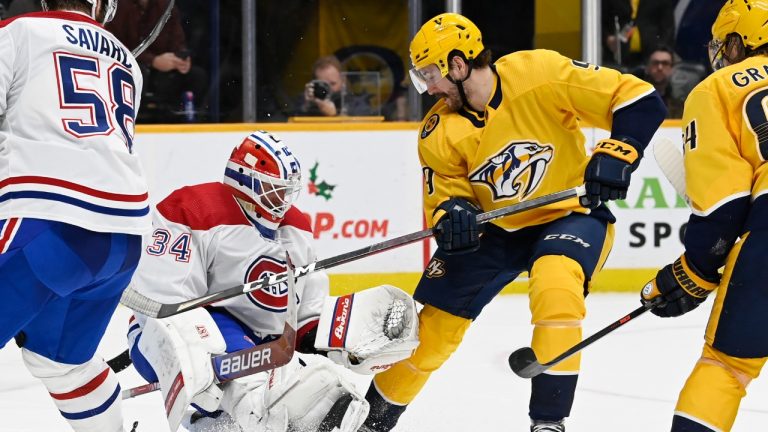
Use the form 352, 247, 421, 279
641, 254, 719, 318
433, 197, 484, 254
583, 138, 642, 209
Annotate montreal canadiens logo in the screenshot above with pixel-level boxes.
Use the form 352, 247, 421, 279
245, 256, 288, 312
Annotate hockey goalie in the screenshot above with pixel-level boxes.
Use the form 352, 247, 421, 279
125, 131, 419, 431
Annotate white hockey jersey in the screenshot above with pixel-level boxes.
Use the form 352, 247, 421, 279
130, 182, 328, 338
0, 11, 150, 234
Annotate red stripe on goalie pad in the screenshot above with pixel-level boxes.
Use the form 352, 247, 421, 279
164, 372, 185, 415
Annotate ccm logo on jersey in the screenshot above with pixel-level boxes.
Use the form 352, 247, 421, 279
543, 234, 590, 248
330, 294, 353, 348
218, 348, 273, 377
469, 141, 554, 201
245, 256, 289, 312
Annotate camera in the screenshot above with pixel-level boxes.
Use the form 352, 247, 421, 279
311, 80, 331, 100
176, 49, 191, 60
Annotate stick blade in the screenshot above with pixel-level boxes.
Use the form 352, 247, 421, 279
652, 137, 686, 200
508, 347, 545, 379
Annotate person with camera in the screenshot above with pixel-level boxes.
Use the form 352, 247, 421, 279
300, 55, 344, 116
107, 0, 207, 123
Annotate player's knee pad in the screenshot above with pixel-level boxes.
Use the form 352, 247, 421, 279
701, 344, 767, 385
529, 256, 586, 371
22, 349, 123, 432
675, 344, 765, 432
373, 304, 471, 404
529, 255, 586, 323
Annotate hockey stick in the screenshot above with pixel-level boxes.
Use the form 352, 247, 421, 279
120, 185, 587, 319
507, 299, 661, 379
653, 137, 686, 199
122, 254, 299, 400
107, 349, 132, 373
131, 0, 175, 56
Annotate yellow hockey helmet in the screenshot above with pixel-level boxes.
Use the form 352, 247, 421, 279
709, 0, 768, 69
408, 13, 484, 93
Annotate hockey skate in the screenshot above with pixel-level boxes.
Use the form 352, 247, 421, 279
530, 419, 565, 432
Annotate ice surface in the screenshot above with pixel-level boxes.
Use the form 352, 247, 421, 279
1, 294, 766, 431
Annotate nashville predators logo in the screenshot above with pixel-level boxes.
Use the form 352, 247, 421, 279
425, 258, 446, 278
469, 141, 554, 201
421, 114, 439, 139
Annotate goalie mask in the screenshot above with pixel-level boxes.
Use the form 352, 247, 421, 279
41, 0, 118, 24
224, 131, 302, 221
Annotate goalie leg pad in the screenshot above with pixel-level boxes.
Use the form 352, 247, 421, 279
268, 356, 369, 432
675, 344, 767, 432
22, 349, 123, 432
137, 308, 226, 430
372, 304, 470, 405
221, 355, 368, 432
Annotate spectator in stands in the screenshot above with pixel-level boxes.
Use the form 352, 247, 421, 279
299, 55, 344, 117
674, 0, 722, 73
107, 0, 207, 123
4, 0, 41, 18
602, 0, 676, 70
638, 46, 684, 118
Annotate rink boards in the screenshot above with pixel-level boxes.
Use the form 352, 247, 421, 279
134, 121, 687, 294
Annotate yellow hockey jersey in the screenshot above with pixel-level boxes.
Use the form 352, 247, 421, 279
418, 49, 655, 230
682, 55, 768, 217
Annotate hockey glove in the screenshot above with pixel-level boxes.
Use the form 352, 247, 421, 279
583, 138, 642, 209
433, 197, 484, 254
641, 254, 719, 318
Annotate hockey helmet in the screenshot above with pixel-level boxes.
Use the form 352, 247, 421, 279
224, 131, 302, 220
409, 13, 484, 93
41, 0, 118, 23
709, 0, 768, 70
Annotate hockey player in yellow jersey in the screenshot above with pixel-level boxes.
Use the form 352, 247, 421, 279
640, 1, 768, 431
360, 13, 666, 432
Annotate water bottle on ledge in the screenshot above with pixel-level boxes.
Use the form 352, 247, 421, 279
183, 91, 195, 122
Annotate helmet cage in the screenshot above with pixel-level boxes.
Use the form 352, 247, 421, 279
224, 132, 302, 220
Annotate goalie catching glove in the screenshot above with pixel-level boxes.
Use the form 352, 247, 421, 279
641, 254, 719, 318
315, 285, 420, 374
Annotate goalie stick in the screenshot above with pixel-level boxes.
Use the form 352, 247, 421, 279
120, 185, 588, 319
122, 253, 299, 400
508, 298, 661, 379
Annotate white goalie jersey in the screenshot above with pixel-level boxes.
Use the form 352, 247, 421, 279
0, 12, 149, 234
130, 182, 327, 336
